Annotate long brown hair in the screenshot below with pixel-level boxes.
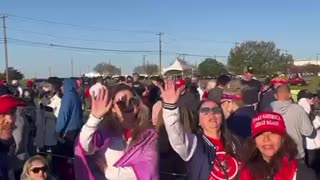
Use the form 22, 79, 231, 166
196, 100, 240, 158
155, 106, 192, 133
102, 84, 152, 145
241, 133, 298, 179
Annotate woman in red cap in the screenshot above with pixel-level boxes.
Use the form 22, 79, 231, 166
239, 111, 317, 180
0, 94, 25, 180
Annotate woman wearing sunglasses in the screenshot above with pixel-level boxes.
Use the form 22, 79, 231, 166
21, 155, 51, 180
239, 111, 317, 180
161, 80, 242, 180
75, 84, 158, 180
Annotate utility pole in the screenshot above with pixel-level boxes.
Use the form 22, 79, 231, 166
71, 57, 74, 77
317, 53, 319, 76
2, 16, 9, 82
157, 32, 164, 75
143, 55, 146, 73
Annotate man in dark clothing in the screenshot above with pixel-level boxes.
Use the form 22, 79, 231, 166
208, 74, 231, 104
176, 79, 200, 124
148, 77, 163, 107
258, 76, 287, 112
241, 65, 262, 105
22, 80, 36, 106
132, 73, 145, 97
22, 80, 37, 138
0, 94, 25, 180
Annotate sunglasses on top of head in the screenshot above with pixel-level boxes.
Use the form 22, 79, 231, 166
30, 165, 48, 174
199, 107, 222, 115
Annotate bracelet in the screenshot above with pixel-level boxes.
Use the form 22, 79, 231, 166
163, 102, 178, 110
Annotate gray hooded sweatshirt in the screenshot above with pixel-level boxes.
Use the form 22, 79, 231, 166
271, 100, 315, 159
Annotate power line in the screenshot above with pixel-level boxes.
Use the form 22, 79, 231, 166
2, 38, 159, 54
8, 27, 155, 44
50, 44, 156, 53
6, 14, 157, 34
1, 38, 227, 58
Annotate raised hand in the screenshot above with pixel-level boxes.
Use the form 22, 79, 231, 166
158, 80, 184, 104
91, 88, 113, 119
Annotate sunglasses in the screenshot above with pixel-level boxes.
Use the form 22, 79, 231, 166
30, 166, 47, 173
115, 97, 139, 113
199, 107, 222, 115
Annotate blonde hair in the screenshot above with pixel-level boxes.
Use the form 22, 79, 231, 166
21, 155, 49, 180
223, 80, 244, 107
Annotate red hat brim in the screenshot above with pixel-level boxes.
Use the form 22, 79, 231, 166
252, 125, 286, 138
0, 95, 26, 114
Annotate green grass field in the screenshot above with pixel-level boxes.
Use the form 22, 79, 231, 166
290, 76, 320, 93
289, 76, 320, 101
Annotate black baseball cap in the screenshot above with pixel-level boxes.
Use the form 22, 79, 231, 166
244, 65, 254, 74
297, 89, 316, 101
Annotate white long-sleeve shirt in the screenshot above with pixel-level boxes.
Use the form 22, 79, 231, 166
48, 94, 61, 118
79, 115, 136, 180
298, 98, 320, 150
162, 108, 197, 161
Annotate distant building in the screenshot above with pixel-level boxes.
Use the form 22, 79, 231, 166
294, 59, 319, 66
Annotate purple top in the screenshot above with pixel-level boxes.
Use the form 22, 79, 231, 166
74, 128, 159, 180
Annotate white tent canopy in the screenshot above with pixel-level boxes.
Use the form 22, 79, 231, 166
84, 72, 101, 78
163, 58, 192, 74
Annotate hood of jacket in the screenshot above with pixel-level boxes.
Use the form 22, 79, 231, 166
63, 79, 76, 93
270, 100, 292, 115
298, 98, 311, 114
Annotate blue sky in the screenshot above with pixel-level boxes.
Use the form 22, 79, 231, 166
1, 0, 320, 78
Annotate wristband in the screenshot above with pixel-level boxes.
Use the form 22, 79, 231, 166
163, 102, 178, 110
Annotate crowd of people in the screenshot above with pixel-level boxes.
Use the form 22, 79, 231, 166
1, 66, 320, 180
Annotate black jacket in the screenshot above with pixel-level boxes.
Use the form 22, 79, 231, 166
296, 161, 317, 180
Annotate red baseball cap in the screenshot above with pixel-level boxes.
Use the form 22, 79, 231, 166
175, 79, 186, 88
251, 111, 286, 137
26, 80, 33, 87
0, 95, 26, 114
271, 76, 287, 85
221, 93, 242, 101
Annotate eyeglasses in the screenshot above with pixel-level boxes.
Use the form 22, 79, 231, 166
30, 165, 48, 174
199, 107, 222, 115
